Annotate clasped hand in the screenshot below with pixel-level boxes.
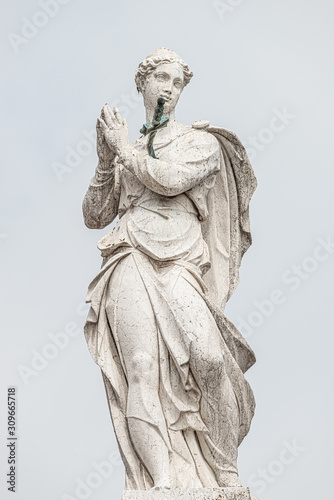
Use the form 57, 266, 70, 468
97, 104, 130, 158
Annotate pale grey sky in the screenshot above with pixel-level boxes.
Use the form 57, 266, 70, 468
1, 1, 333, 499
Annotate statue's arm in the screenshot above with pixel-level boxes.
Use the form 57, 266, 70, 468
118, 133, 220, 197
82, 158, 121, 229
82, 116, 121, 229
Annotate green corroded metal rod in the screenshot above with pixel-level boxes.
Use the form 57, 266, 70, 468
140, 97, 169, 158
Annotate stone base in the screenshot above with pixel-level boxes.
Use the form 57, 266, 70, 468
122, 487, 254, 500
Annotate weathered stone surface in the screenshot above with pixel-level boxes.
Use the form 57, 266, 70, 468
83, 47, 258, 498
122, 488, 252, 500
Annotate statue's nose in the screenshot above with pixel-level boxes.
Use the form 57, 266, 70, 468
163, 84, 172, 94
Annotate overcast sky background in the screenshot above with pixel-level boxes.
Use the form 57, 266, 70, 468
1, 1, 333, 499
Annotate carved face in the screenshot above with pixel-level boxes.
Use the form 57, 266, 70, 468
141, 62, 184, 115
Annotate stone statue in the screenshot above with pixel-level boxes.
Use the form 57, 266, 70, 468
83, 48, 258, 500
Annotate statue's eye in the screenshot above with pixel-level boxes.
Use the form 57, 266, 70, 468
156, 74, 167, 81
174, 81, 182, 89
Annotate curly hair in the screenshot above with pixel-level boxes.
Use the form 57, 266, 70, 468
135, 47, 193, 93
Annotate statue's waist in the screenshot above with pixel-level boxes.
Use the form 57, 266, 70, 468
127, 200, 201, 243
98, 201, 209, 267
129, 193, 199, 219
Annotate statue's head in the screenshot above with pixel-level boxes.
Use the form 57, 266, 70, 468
135, 48, 193, 114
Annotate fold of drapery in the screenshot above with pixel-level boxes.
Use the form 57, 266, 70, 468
201, 126, 258, 309
84, 123, 257, 490
84, 248, 256, 489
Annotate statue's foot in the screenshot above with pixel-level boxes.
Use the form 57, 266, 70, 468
151, 484, 172, 491
151, 476, 172, 490
216, 471, 244, 488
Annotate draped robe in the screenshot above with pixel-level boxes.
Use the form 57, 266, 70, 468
83, 122, 257, 490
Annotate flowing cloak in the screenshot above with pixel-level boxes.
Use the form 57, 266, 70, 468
83, 124, 258, 490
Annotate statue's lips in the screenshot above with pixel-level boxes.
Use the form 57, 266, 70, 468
160, 95, 171, 102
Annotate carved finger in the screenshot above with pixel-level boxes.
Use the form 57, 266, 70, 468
101, 105, 113, 129
105, 104, 117, 125
97, 117, 109, 136
113, 107, 122, 125
96, 118, 103, 135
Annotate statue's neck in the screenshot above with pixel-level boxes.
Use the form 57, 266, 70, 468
146, 107, 176, 122
145, 107, 177, 139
